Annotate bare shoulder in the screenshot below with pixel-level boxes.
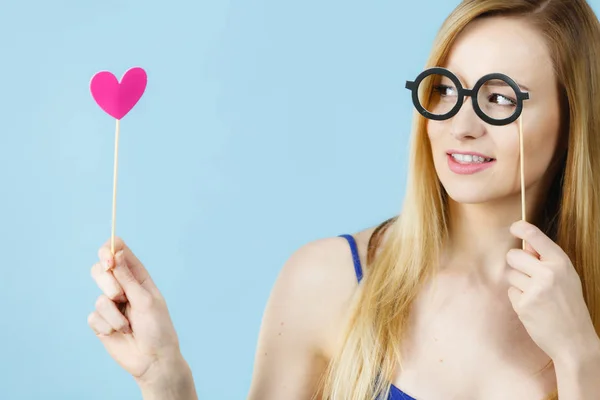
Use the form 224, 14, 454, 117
247, 226, 380, 399
273, 221, 384, 296
277, 231, 375, 292
266, 222, 391, 350
267, 231, 376, 351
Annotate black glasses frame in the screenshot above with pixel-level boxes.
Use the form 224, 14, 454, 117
405, 67, 530, 126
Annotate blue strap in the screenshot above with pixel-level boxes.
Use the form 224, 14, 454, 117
338, 234, 363, 283
339, 235, 417, 400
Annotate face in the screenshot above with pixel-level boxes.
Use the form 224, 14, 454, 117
427, 16, 563, 206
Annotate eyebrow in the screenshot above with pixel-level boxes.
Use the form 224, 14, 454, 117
444, 68, 531, 92
485, 80, 530, 92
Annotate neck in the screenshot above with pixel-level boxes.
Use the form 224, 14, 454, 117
442, 188, 547, 282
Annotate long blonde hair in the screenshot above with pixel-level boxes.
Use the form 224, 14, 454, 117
320, 1, 600, 399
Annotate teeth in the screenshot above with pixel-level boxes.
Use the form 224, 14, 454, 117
450, 154, 491, 164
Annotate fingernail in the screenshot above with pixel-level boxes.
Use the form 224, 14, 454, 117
104, 258, 113, 271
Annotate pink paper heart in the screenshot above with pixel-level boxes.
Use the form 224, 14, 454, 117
90, 67, 147, 120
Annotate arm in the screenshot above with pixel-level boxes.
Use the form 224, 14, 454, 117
138, 356, 198, 400
554, 334, 600, 400
134, 236, 357, 400
247, 237, 359, 400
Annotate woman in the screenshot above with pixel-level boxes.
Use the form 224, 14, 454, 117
87, 0, 600, 399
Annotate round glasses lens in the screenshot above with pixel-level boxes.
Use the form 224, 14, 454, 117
418, 74, 459, 117
476, 79, 519, 121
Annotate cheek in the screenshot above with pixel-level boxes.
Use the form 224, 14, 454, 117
426, 120, 448, 168
491, 119, 560, 191
522, 123, 560, 180
426, 120, 447, 151
490, 128, 521, 180
427, 119, 443, 141
520, 95, 562, 183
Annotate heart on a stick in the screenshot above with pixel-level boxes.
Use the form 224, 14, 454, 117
90, 67, 147, 120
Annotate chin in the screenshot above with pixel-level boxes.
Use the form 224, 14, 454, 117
444, 190, 496, 205
439, 175, 507, 205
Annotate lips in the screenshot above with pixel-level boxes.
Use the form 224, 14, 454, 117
446, 153, 496, 175
446, 150, 495, 159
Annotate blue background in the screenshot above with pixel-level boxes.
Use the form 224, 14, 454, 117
1, 1, 598, 399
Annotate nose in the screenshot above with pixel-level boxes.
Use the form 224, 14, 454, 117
449, 98, 485, 140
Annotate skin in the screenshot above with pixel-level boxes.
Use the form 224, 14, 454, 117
88, 16, 600, 400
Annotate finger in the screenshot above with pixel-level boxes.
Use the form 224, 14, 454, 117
95, 294, 132, 334
112, 250, 152, 308
510, 220, 565, 261
524, 241, 541, 259
121, 244, 156, 292
99, 237, 156, 292
507, 286, 522, 311
506, 248, 541, 276
507, 268, 531, 292
90, 262, 127, 303
98, 236, 127, 270
87, 310, 115, 336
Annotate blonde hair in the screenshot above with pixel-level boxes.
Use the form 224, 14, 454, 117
320, 1, 600, 399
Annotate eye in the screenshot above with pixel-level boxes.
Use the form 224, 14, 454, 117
488, 93, 516, 106
433, 84, 457, 97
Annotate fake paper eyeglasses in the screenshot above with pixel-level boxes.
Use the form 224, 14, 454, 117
405, 67, 530, 126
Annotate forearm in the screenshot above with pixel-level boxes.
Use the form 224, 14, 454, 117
138, 357, 199, 400
554, 336, 600, 400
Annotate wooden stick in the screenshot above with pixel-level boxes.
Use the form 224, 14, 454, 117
111, 119, 120, 255
519, 115, 526, 250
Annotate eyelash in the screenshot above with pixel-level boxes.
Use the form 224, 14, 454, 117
433, 84, 454, 95
488, 93, 517, 107
433, 85, 517, 106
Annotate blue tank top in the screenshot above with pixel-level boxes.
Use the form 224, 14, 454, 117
339, 234, 417, 400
